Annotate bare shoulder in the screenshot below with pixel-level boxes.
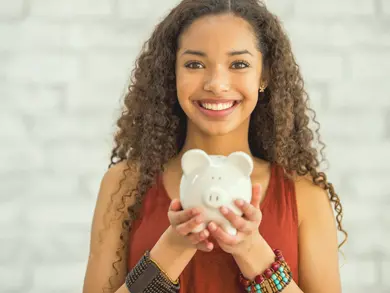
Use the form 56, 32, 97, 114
99, 160, 139, 208
103, 160, 139, 187
293, 173, 333, 226
293, 172, 341, 292
83, 160, 139, 293
94, 160, 139, 223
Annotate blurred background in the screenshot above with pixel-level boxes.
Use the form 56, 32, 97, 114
0, 0, 389, 292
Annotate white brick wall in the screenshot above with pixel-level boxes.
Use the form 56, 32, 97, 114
294, 0, 376, 17
0, 0, 25, 18
0, 0, 388, 292
29, 0, 113, 18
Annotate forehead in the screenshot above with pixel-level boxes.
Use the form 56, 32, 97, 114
178, 13, 258, 53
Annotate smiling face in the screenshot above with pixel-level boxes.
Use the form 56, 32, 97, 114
176, 13, 265, 137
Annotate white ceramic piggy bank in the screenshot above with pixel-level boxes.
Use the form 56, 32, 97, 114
179, 149, 253, 236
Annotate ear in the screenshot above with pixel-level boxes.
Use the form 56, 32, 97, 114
227, 152, 253, 177
181, 149, 211, 176
259, 79, 268, 91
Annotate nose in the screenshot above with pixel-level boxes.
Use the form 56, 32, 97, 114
203, 187, 228, 209
203, 66, 230, 94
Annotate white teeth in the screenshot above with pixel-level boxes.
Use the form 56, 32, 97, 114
200, 102, 234, 110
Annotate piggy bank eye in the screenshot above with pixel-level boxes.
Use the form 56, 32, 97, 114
218, 177, 221, 180
212, 176, 214, 180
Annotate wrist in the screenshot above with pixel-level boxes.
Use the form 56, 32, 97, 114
232, 232, 267, 258
165, 225, 198, 252
238, 249, 294, 293
149, 226, 197, 282
125, 250, 181, 293
233, 234, 275, 280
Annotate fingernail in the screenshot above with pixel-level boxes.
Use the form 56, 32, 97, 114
196, 216, 203, 223
221, 206, 228, 214
236, 199, 244, 206
209, 222, 216, 231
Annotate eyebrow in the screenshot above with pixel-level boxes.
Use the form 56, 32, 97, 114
181, 49, 253, 57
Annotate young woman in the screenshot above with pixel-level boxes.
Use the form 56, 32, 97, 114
83, 0, 347, 292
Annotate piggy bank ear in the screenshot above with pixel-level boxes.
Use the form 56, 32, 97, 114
181, 149, 211, 176
227, 152, 253, 177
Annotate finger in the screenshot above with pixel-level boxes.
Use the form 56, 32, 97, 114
188, 229, 209, 244
188, 229, 214, 251
168, 206, 201, 226
169, 199, 182, 211
168, 209, 194, 226
196, 240, 214, 252
235, 200, 262, 222
250, 184, 262, 209
220, 206, 252, 234
208, 222, 239, 246
175, 214, 204, 236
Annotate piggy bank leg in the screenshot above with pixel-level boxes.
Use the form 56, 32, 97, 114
223, 224, 237, 236
192, 223, 207, 234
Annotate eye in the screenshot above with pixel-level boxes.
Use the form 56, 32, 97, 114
231, 60, 250, 69
184, 61, 205, 69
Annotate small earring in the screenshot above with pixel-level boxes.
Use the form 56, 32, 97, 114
259, 85, 266, 93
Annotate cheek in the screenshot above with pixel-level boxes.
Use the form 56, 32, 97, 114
176, 71, 203, 102
233, 78, 259, 104
176, 79, 191, 109
176, 76, 192, 95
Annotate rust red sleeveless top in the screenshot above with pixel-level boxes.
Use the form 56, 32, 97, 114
128, 163, 299, 292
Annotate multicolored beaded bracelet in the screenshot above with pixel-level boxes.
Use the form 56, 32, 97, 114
239, 249, 293, 293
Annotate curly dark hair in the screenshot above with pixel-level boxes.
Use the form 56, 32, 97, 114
102, 0, 348, 291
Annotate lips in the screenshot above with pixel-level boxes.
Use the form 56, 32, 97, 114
196, 99, 240, 111
193, 99, 241, 118
199, 101, 235, 111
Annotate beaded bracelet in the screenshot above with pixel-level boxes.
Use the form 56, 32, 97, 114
239, 249, 292, 293
125, 250, 180, 293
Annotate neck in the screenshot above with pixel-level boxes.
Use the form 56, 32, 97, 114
180, 120, 252, 157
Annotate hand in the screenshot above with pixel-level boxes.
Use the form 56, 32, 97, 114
168, 199, 214, 252
207, 184, 263, 256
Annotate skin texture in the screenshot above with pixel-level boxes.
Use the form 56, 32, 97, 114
83, 1, 347, 293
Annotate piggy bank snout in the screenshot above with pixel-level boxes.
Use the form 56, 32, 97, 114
203, 187, 228, 209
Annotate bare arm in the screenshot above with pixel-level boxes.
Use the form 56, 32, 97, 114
85, 225, 197, 293
83, 162, 201, 293
232, 177, 342, 293
83, 161, 136, 293
296, 177, 342, 293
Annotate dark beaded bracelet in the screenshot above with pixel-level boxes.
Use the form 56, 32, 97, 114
125, 250, 180, 293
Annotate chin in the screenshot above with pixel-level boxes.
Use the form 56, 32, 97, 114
191, 119, 239, 137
